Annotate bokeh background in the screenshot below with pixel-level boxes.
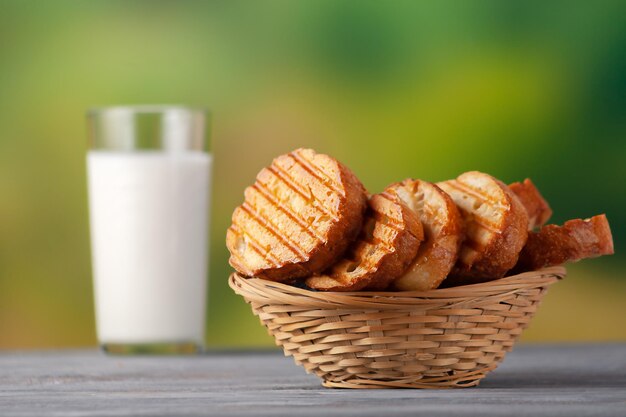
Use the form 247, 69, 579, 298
1, 1, 624, 349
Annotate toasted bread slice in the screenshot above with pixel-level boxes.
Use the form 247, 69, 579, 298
438, 171, 529, 285
509, 178, 552, 230
306, 191, 423, 291
387, 179, 463, 291
226, 148, 368, 282
514, 214, 614, 272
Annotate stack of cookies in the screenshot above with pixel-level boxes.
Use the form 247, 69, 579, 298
226, 149, 614, 291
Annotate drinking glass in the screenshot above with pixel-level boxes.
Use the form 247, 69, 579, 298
86, 105, 211, 354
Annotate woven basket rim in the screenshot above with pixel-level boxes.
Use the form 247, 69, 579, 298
229, 266, 566, 310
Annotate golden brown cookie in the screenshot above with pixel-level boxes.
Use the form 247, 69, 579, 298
387, 179, 463, 291
226, 148, 367, 282
438, 171, 529, 285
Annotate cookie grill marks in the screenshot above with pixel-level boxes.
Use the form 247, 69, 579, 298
226, 148, 370, 281
442, 180, 503, 232
228, 223, 281, 268
360, 192, 424, 290
441, 179, 502, 264
289, 149, 344, 197
377, 191, 422, 239
266, 163, 338, 222
251, 181, 324, 242
243, 149, 350, 260
358, 192, 418, 256
232, 156, 341, 273
228, 207, 306, 278
239, 201, 309, 260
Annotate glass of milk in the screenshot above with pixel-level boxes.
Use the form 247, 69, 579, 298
86, 106, 211, 354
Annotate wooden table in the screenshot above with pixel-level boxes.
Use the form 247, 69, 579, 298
1, 344, 624, 416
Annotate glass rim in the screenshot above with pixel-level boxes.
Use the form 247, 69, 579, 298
87, 105, 209, 117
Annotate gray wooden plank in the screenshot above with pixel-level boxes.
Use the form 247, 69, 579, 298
0, 344, 625, 417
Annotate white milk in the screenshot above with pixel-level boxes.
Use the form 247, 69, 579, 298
87, 151, 211, 345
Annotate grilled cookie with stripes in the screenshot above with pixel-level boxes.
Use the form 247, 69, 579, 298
509, 178, 552, 230
226, 148, 368, 282
387, 179, 463, 291
514, 214, 613, 272
438, 171, 529, 285
306, 191, 423, 291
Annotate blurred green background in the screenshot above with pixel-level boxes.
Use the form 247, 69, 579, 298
0, 1, 624, 349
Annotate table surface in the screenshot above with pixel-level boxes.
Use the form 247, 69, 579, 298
1, 344, 625, 417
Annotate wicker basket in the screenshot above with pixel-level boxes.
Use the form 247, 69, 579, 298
229, 266, 566, 389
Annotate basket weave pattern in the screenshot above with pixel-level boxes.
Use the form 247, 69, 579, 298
229, 266, 565, 389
